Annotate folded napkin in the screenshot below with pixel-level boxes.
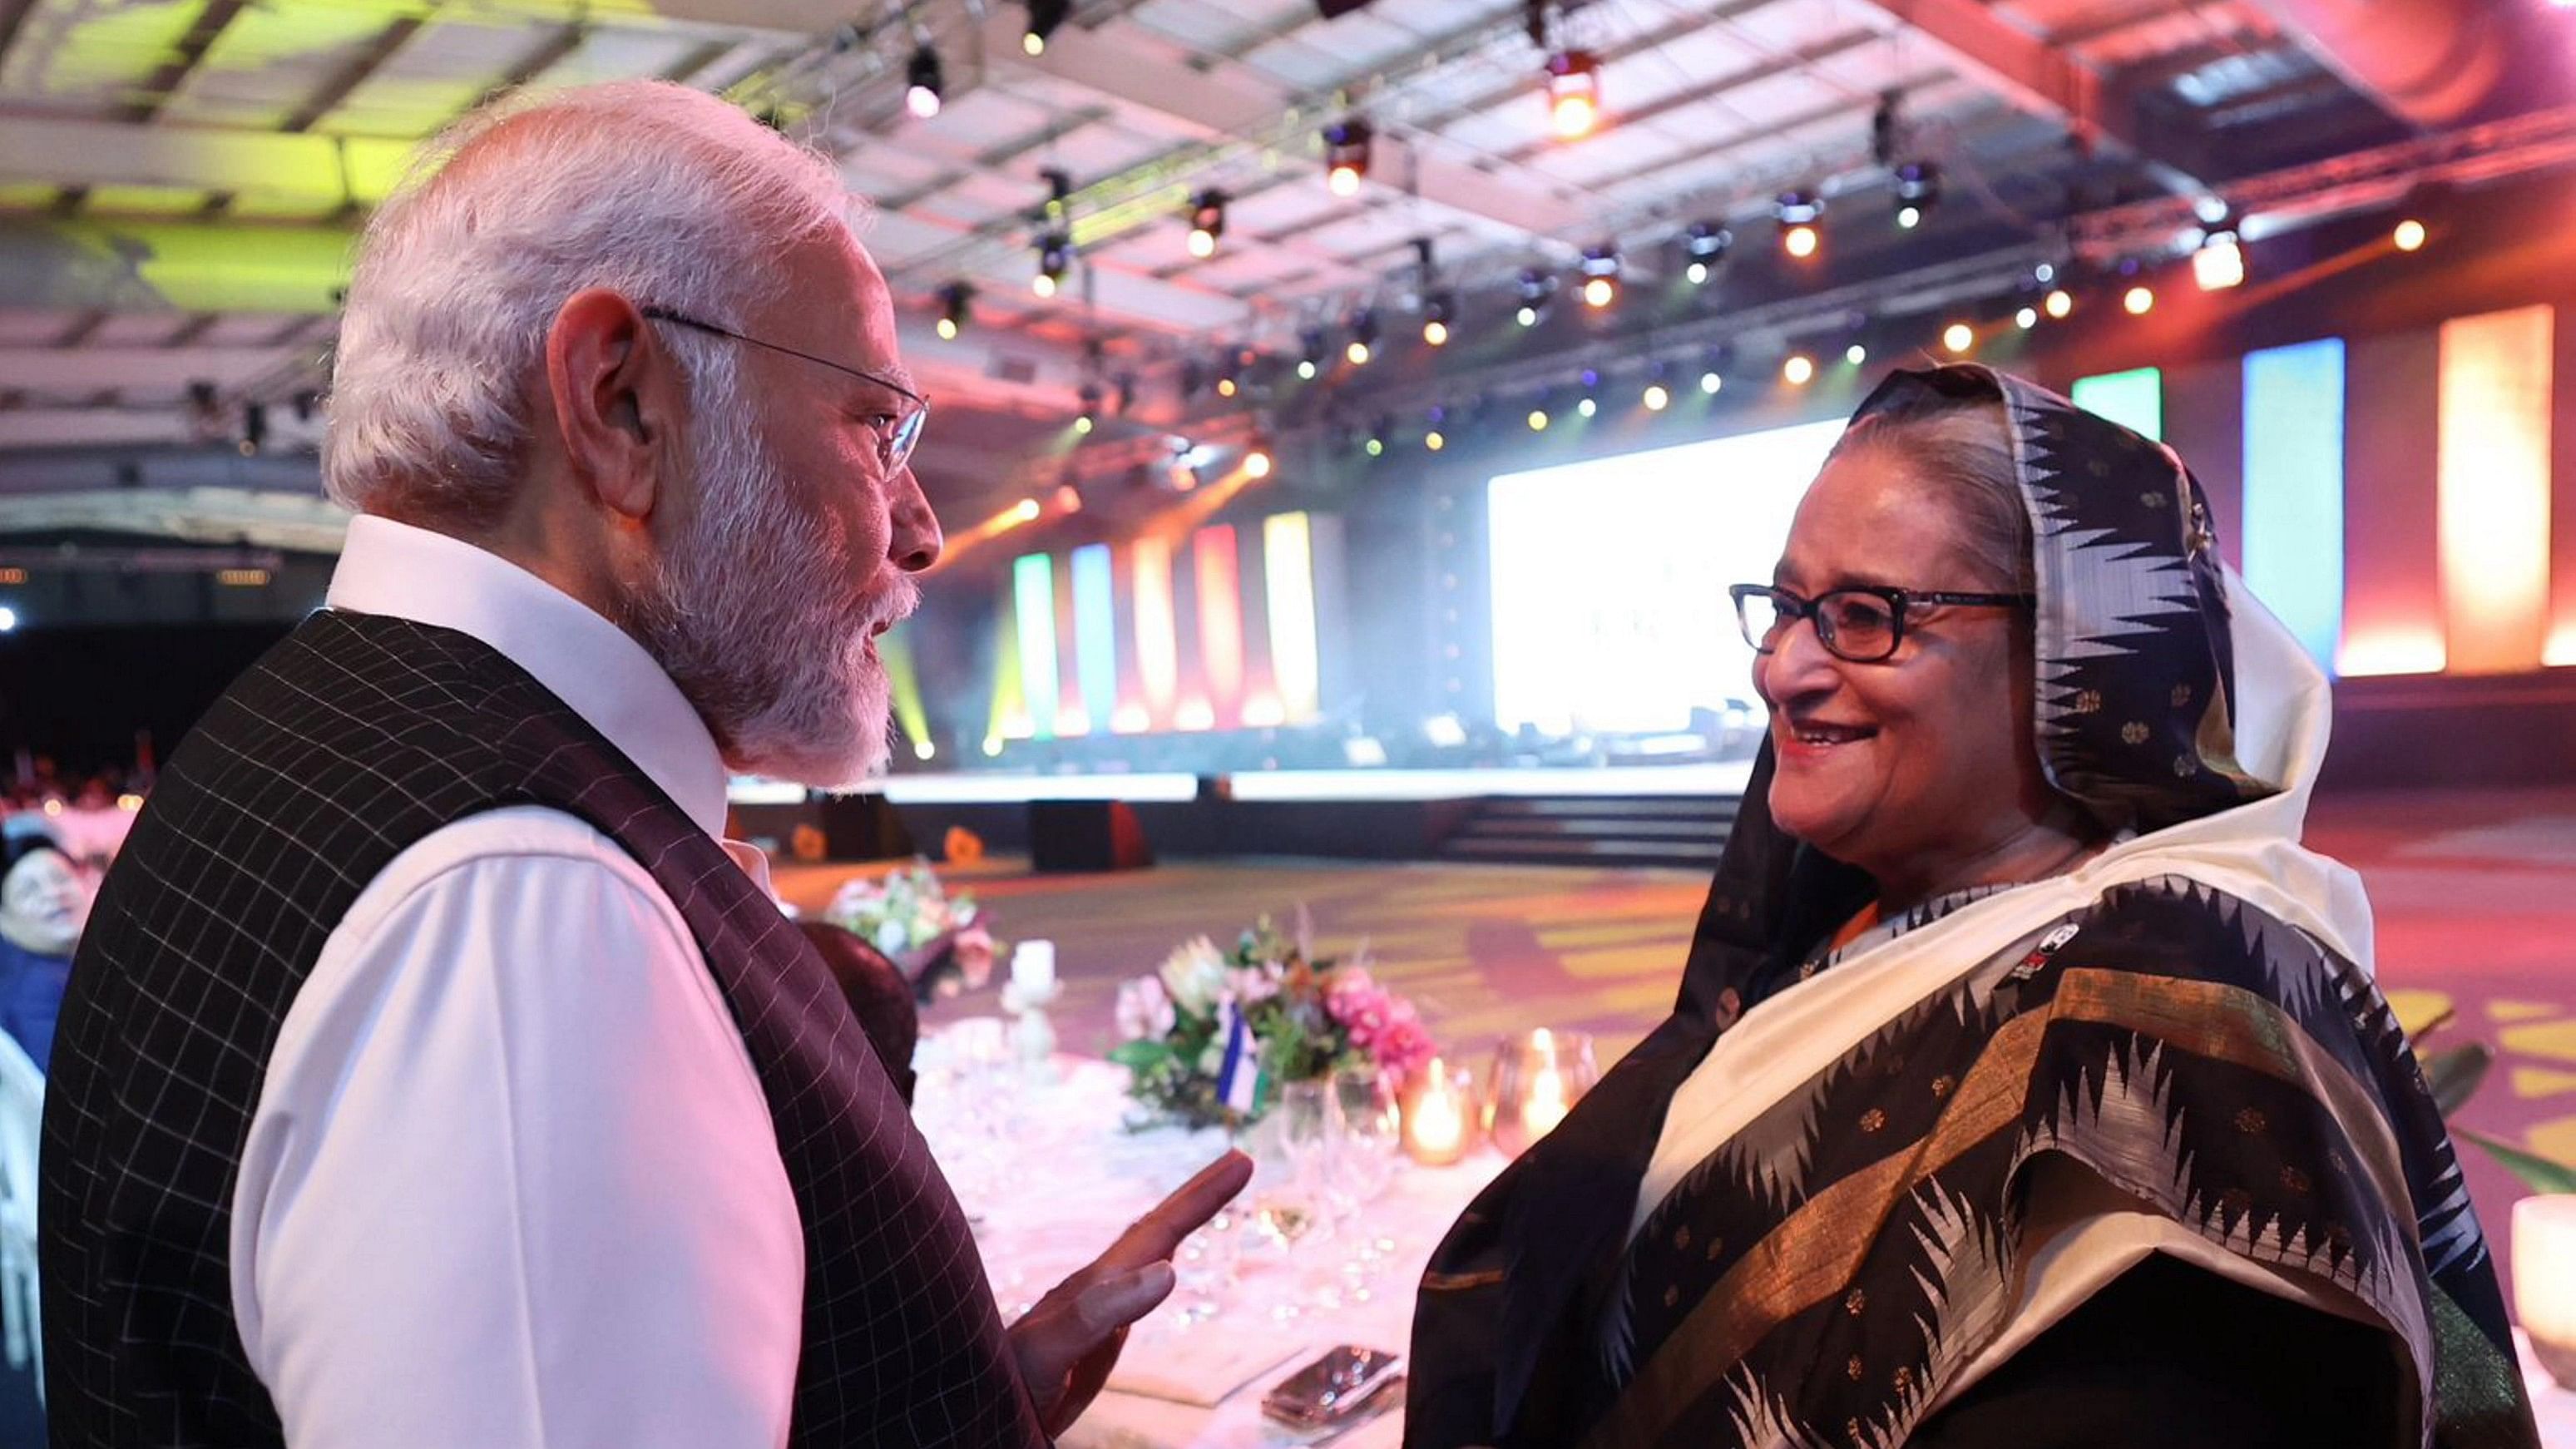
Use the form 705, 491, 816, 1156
1106, 1332, 1306, 1408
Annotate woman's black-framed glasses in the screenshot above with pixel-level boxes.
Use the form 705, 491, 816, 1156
1729, 582, 2035, 664
639, 305, 929, 472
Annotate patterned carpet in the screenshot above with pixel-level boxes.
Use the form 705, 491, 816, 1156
770, 784, 2576, 1288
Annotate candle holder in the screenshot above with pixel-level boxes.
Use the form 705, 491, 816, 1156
1486, 1028, 1597, 1159
1001, 939, 1061, 1081
2514, 1194, 2576, 1388
1399, 1058, 1481, 1167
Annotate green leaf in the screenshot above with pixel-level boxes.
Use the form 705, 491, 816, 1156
1107, 1039, 1171, 1072
2457, 1130, 2576, 1195
2420, 1042, 2492, 1117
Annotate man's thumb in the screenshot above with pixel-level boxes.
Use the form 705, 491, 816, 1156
1074, 1261, 1177, 1333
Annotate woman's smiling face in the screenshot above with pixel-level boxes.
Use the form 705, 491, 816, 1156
1753, 446, 2052, 888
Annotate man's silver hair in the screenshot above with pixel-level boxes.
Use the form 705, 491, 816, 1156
323, 81, 858, 523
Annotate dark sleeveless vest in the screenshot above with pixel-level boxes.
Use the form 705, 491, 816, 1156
41, 608, 1047, 1447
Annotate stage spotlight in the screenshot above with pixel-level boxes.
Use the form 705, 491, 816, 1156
1074, 382, 1101, 435
2044, 288, 2074, 319
1421, 289, 1456, 345
1323, 117, 1372, 196
1527, 408, 1550, 432
1782, 354, 1815, 386
1545, 50, 1601, 139
1845, 343, 1866, 366
1032, 230, 1070, 297
1893, 161, 1939, 230
1244, 444, 1274, 478
2395, 218, 2428, 252
1186, 189, 1226, 259
1684, 221, 1731, 287
1013, 497, 1043, 522
1364, 435, 1384, 457
1023, 0, 1067, 55
2194, 194, 2231, 225
905, 43, 944, 119
1643, 382, 1669, 412
2015, 305, 2039, 329
1700, 368, 1723, 394
1942, 322, 1973, 354
934, 280, 972, 340
1579, 243, 1619, 308
2193, 230, 2244, 291
2124, 284, 2155, 315
1346, 308, 1379, 365
1577, 395, 1597, 418
1425, 429, 1446, 451
1516, 268, 1554, 327
1777, 190, 1823, 258
1298, 325, 1327, 380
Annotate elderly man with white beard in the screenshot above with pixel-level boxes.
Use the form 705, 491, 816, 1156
39, 81, 1248, 1449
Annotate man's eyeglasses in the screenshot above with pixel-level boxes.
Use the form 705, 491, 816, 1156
1729, 582, 2035, 664
640, 305, 928, 473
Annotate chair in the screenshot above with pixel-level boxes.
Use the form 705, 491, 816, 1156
0, 1031, 41, 1404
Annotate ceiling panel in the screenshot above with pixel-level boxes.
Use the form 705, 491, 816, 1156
160, 7, 406, 131
312, 22, 526, 138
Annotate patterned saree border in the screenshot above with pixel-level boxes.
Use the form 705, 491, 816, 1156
1581, 969, 2428, 1449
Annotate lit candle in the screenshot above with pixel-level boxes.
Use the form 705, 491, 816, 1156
2515, 1194, 2576, 1388
1401, 1058, 1478, 1167
1522, 1067, 1569, 1139
1487, 1028, 1598, 1158
1011, 939, 1056, 992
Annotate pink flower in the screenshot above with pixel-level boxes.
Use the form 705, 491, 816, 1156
952, 926, 996, 990
1229, 965, 1282, 1006
1367, 1013, 1436, 1087
1115, 976, 1177, 1041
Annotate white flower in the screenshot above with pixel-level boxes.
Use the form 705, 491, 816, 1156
1229, 965, 1282, 1006
1115, 977, 1177, 1041
873, 920, 910, 957
1158, 935, 1230, 1015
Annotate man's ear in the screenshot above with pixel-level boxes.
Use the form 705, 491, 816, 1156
544, 289, 674, 522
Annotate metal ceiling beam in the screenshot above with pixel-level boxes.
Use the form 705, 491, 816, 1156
0, 486, 349, 551
0, 117, 415, 212
1849, 0, 2215, 191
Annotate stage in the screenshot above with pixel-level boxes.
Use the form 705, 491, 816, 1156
774, 782, 2576, 1293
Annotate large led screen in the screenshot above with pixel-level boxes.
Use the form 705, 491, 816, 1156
1488, 419, 1844, 735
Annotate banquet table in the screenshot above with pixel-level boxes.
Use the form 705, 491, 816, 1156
914, 1028, 2576, 1448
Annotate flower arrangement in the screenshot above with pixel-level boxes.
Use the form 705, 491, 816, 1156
823, 859, 996, 1002
1108, 915, 1435, 1129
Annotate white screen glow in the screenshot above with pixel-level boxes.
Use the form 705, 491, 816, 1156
1488, 419, 1844, 734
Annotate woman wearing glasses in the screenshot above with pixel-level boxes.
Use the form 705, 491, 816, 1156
1407, 365, 2537, 1447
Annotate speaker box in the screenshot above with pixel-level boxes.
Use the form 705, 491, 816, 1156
1028, 799, 1155, 873
818, 793, 916, 860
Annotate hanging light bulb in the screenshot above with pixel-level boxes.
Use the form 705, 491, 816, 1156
1545, 50, 1602, 139
934, 280, 973, 340
1346, 308, 1379, 365
1579, 243, 1619, 309
1032, 230, 1070, 297
1323, 117, 1372, 196
1892, 161, 1939, 230
1186, 189, 1226, 259
904, 43, 945, 120
1515, 268, 1553, 328
1684, 221, 1730, 285
1777, 190, 1823, 259
1022, 0, 1067, 55
1421, 289, 1456, 346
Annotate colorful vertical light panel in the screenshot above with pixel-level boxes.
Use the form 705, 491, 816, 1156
985, 601, 1026, 749
1131, 536, 1179, 722
2240, 339, 2345, 671
1192, 525, 1245, 720
1070, 544, 1117, 738
2070, 367, 2163, 441
2437, 304, 2554, 674
1011, 552, 1060, 740
1262, 512, 1322, 722
878, 626, 932, 758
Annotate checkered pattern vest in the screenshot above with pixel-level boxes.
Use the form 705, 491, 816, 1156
41, 608, 1046, 1448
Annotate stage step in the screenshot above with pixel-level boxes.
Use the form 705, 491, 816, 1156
1436, 794, 1738, 869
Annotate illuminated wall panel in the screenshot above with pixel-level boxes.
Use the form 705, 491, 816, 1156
1262, 512, 1322, 722
985, 601, 1028, 748
2070, 366, 2163, 441
1011, 552, 1060, 740
1192, 525, 1244, 721
2240, 339, 2345, 670
2437, 304, 2554, 674
1070, 544, 1117, 737
2339, 329, 2446, 675
878, 626, 931, 760
1130, 536, 1179, 723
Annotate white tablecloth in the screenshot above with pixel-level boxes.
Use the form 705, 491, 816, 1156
915, 1030, 2576, 1447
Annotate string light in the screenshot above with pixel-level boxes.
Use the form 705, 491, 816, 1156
1782, 354, 1815, 385
2124, 284, 2155, 315
2395, 218, 2428, 251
